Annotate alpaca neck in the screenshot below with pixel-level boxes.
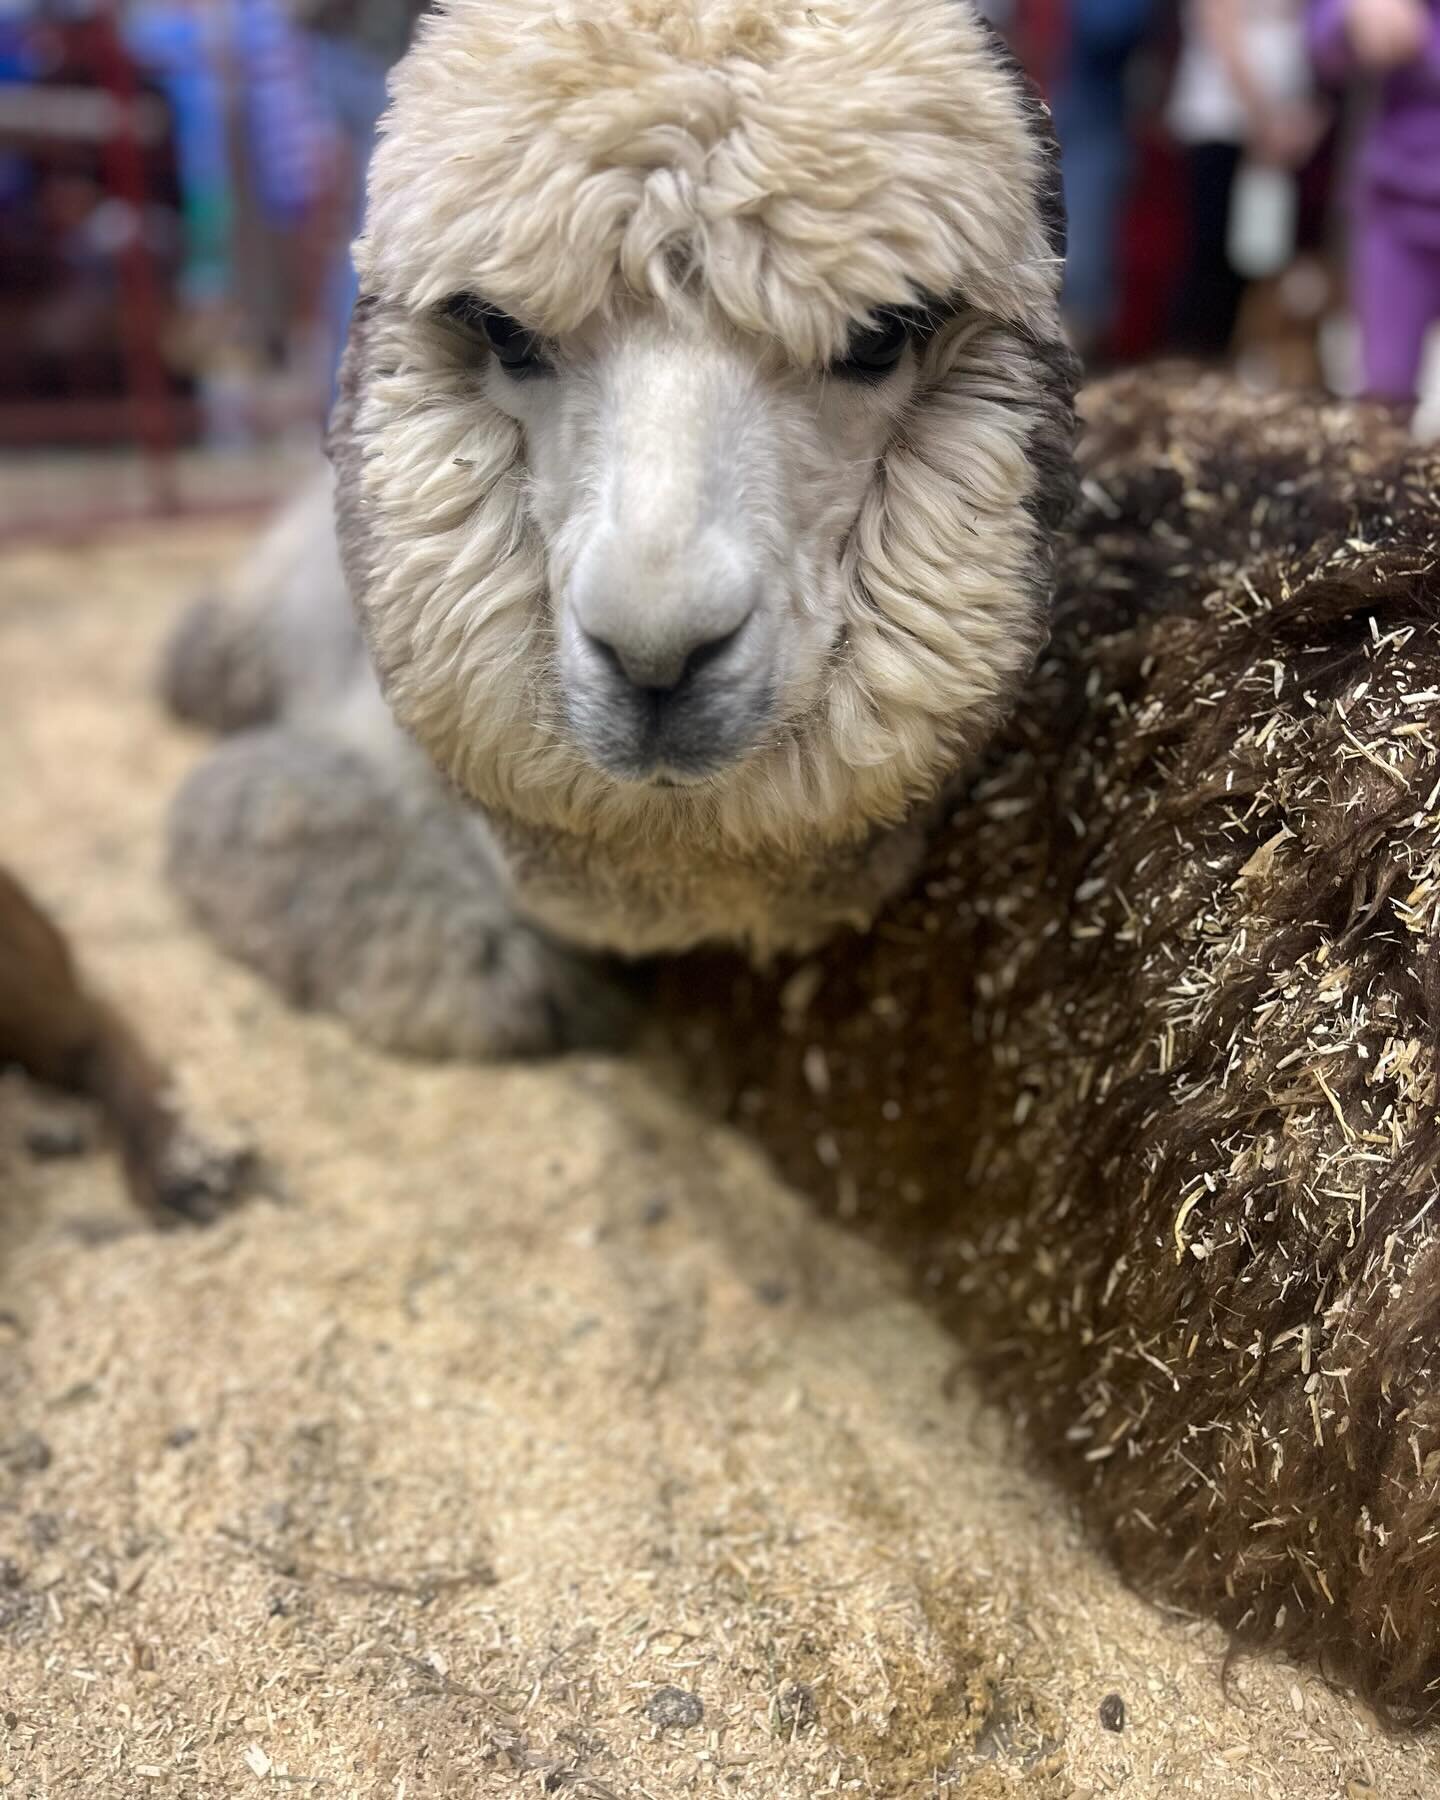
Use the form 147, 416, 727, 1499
486, 800, 935, 963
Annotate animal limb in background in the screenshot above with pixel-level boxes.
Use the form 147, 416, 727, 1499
158, 0, 1078, 1057
0, 864, 250, 1225
656, 373, 1440, 1726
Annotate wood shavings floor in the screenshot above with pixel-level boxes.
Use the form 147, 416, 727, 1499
0, 523, 1436, 1797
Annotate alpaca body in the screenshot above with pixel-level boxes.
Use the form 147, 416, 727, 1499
156, 0, 1440, 1720
659, 374, 1440, 1721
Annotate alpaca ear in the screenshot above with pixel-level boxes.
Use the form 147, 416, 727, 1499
326, 294, 384, 611
968, 9, 1068, 263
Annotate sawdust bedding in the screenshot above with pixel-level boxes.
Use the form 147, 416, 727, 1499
1, 522, 1438, 1799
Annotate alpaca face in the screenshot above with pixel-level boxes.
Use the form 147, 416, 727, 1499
466, 305, 935, 786
339, 0, 1078, 857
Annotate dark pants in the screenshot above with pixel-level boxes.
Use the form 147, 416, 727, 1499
1056, 59, 1136, 349
1171, 141, 1246, 359
1055, 0, 1155, 351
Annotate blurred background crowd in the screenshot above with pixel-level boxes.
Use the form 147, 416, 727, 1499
1, 0, 1438, 524
1015, 0, 1440, 415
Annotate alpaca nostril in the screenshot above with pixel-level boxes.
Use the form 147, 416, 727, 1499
674, 618, 748, 683
585, 632, 629, 685
585, 614, 751, 695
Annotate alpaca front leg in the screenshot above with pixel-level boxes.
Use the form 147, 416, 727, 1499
160, 593, 284, 736
166, 727, 630, 1061
159, 473, 361, 735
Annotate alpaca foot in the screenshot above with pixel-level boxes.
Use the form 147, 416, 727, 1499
167, 728, 630, 1060
0, 859, 264, 1228
160, 595, 281, 735
126, 1119, 261, 1228
160, 474, 353, 735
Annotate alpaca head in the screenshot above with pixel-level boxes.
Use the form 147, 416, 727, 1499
336, 0, 1077, 855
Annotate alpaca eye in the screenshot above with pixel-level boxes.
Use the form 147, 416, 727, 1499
834, 310, 913, 381
441, 293, 552, 377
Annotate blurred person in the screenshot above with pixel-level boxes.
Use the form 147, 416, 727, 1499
1308, 0, 1440, 407
125, 2, 233, 312
1167, 0, 1328, 357
288, 1, 428, 395
1054, 0, 1158, 358
127, 0, 338, 438
128, 0, 333, 307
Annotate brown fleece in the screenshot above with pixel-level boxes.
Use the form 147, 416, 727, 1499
658, 372, 1440, 1722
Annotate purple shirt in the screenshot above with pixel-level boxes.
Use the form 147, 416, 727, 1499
1309, 0, 1440, 241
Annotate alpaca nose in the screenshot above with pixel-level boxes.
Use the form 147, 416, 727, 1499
570, 529, 759, 695
584, 615, 749, 693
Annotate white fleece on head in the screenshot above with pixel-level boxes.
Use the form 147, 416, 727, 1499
344, 0, 1070, 860
361, 0, 1058, 359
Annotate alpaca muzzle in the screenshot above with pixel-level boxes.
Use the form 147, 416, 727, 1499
554, 340, 784, 783
559, 580, 776, 786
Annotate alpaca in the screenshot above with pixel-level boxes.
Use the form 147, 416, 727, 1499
656, 372, 1440, 1723
0, 864, 246, 1223
156, 0, 1440, 1722
161, 0, 1079, 1056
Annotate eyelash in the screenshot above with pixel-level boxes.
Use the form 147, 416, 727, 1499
438, 295, 942, 383
831, 306, 940, 382
441, 293, 553, 378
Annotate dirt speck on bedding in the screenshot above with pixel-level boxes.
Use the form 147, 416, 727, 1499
0, 527, 1436, 1796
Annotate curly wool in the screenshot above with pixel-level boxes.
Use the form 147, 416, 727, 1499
338, 0, 1075, 864
360, 0, 1060, 358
